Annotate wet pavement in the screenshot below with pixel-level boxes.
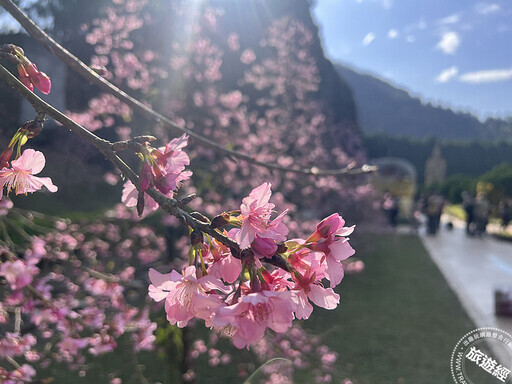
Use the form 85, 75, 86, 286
420, 216, 512, 361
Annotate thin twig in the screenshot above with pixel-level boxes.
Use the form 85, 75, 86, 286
82, 266, 120, 283
6, 356, 21, 369
14, 307, 21, 333
0, 0, 375, 177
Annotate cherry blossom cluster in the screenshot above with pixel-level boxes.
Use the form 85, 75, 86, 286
0, 0, 374, 380
0, 204, 166, 382
149, 182, 355, 349
121, 133, 192, 216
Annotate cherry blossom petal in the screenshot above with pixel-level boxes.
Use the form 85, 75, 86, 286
308, 284, 340, 310
11, 149, 45, 174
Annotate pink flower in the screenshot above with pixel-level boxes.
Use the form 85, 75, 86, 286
0, 149, 57, 199
214, 290, 294, 349
236, 183, 288, 249
154, 134, 190, 174
240, 49, 256, 64
148, 266, 227, 327
307, 214, 355, 287
0, 198, 13, 215
0, 259, 39, 291
121, 180, 159, 215
121, 135, 192, 214
153, 170, 192, 195
205, 237, 242, 284
57, 337, 89, 361
290, 251, 339, 319
17, 60, 51, 94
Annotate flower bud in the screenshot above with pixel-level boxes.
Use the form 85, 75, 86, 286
137, 190, 145, 217
240, 249, 254, 265
17, 64, 33, 91
189, 211, 210, 223
251, 237, 277, 259
0, 147, 13, 169
16, 59, 51, 94
180, 193, 196, 205
250, 273, 261, 292
211, 214, 228, 229
90, 65, 107, 76
276, 243, 287, 254
32, 70, 51, 95
190, 230, 204, 246
19, 120, 43, 139
139, 161, 153, 192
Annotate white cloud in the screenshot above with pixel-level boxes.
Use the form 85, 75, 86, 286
438, 13, 461, 25
362, 32, 375, 46
387, 28, 398, 39
435, 66, 459, 83
474, 3, 501, 15
436, 31, 460, 54
459, 68, 512, 83
406, 35, 415, 43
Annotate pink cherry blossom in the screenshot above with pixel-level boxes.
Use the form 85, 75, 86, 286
290, 251, 339, 319
214, 290, 294, 349
148, 266, 227, 327
57, 337, 90, 362
121, 180, 159, 215
0, 259, 39, 291
154, 134, 191, 173
153, 169, 192, 195
205, 237, 242, 284
306, 213, 355, 287
236, 183, 288, 249
0, 149, 57, 199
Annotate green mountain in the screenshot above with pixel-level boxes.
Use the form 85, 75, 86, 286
335, 64, 512, 141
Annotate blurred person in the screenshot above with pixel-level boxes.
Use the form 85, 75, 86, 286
462, 191, 475, 236
425, 192, 444, 235
381, 191, 399, 228
499, 198, 511, 230
473, 193, 490, 236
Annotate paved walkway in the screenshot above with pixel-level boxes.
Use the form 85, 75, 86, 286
420, 216, 512, 360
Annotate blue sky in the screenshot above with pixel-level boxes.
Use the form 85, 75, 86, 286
312, 0, 512, 120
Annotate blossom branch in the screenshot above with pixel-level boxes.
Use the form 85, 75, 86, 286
0, 0, 376, 178
0, 63, 241, 255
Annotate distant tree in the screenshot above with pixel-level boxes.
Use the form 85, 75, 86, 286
439, 174, 476, 204
479, 163, 512, 204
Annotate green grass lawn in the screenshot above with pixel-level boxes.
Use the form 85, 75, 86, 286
39, 234, 475, 383
302, 234, 475, 384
